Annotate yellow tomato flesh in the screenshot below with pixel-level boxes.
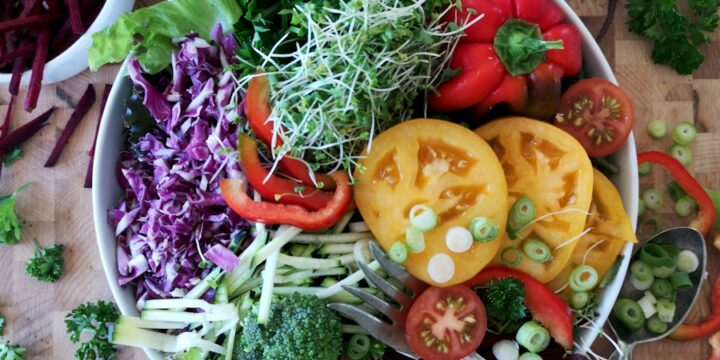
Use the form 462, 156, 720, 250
475, 117, 594, 283
549, 169, 637, 294
354, 119, 508, 286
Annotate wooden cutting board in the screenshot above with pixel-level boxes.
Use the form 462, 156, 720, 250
0, 0, 718, 359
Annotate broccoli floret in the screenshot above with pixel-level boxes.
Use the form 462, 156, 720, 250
235, 293, 343, 360
25, 239, 64, 283
0, 341, 25, 360
482, 278, 527, 323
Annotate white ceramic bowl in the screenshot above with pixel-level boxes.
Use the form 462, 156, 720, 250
92, 2, 638, 358
0, 1, 135, 85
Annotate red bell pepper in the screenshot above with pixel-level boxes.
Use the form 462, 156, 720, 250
670, 276, 720, 341
523, 62, 564, 121
464, 267, 574, 350
710, 332, 720, 360
637, 151, 715, 236
431, 0, 581, 118
238, 134, 333, 211
220, 171, 351, 231
245, 74, 336, 189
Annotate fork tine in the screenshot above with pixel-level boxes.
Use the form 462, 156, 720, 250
369, 241, 428, 296
327, 303, 415, 356
358, 260, 414, 307
342, 285, 402, 323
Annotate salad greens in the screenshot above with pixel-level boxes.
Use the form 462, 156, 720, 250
65, 301, 119, 360
626, 0, 720, 74
89, 0, 242, 73
250, 0, 468, 174
25, 239, 64, 283
0, 183, 29, 245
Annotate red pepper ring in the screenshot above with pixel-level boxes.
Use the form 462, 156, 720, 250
464, 267, 574, 350
637, 151, 715, 236
670, 276, 720, 341
245, 73, 336, 189
238, 134, 333, 211
220, 171, 351, 231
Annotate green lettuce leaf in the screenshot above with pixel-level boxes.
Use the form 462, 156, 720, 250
88, 0, 242, 74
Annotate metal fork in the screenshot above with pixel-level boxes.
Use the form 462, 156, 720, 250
328, 241, 485, 360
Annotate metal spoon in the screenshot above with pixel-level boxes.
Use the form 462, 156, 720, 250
608, 227, 707, 360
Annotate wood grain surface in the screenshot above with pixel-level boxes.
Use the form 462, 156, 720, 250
0, 0, 718, 359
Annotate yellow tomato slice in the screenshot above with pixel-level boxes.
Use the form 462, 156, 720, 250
549, 169, 637, 294
475, 117, 594, 283
354, 119, 508, 286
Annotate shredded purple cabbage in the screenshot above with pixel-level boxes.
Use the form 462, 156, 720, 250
110, 29, 249, 308
204, 244, 240, 272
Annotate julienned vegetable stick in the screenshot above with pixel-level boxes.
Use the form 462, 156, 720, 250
84, 84, 111, 188
0, 13, 63, 32
0, 96, 15, 180
65, 0, 84, 34
0, 107, 55, 152
23, 27, 51, 112
9, 56, 24, 96
45, 84, 96, 167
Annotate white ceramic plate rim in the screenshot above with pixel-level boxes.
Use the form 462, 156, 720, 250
0, 1, 135, 85
92, 2, 638, 358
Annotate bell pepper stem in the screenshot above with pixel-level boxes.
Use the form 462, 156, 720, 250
495, 19, 565, 76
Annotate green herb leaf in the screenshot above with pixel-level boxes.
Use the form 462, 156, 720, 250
65, 301, 119, 360
25, 239, 64, 283
0, 183, 30, 245
0, 314, 5, 335
626, 0, 719, 74
3, 148, 22, 166
482, 278, 528, 323
0, 341, 25, 360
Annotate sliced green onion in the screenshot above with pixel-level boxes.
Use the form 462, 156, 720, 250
522, 238, 552, 263
677, 250, 699, 272
638, 198, 646, 216
642, 188, 664, 210
468, 217, 499, 243
639, 244, 672, 268
675, 196, 698, 217
631, 260, 653, 282
405, 228, 425, 253
515, 321, 550, 353
660, 244, 680, 262
639, 216, 662, 236
672, 121, 697, 145
670, 272, 692, 289
637, 295, 657, 319
647, 119, 668, 139
409, 205, 437, 233
669, 144, 693, 166
613, 298, 644, 331
656, 299, 676, 323
647, 314, 668, 334
571, 291, 590, 310
321, 277, 339, 288
507, 197, 536, 239
591, 156, 619, 176
631, 274, 654, 291
501, 247, 522, 267
345, 334, 371, 360
600, 257, 623, 289
388, 242, 408, 264
653, 265, 676, 279
667, 181, 688, 202
568, 265, 599, 292
638, 162, 652, 176
519, 353, 543, 360
651, 278, 673, 298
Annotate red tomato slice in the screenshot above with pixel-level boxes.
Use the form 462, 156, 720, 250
428, 44, 506, 113
450, 0, 508, 43
554, 78, 635, 157
405, 285, 487, 360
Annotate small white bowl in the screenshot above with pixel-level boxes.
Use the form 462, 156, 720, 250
0, 1, 135, 85
93, 2, 638, 359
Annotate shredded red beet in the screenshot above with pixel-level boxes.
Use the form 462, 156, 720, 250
45, 84, 96, 167
84, 84, 111, 188
0, 13, 63, 32
9, 56, 24, 96
65, 0, 84, 34
23, 26, 50, 112
0, 96, 15, 179
0, 43, 33, 64
0, 107, 55, 152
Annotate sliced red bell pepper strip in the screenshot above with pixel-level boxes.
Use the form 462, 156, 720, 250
638, 151, 715, 236
220, 171, 351, 231
464, 267, 574, 350
245, 74, 336, 189
670, 276, 720, 341
238, 134, 332, 211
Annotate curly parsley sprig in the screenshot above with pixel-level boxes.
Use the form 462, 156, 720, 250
25, 239, 64, 283
65, 301, 119, 360
0, 183, 30, 245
